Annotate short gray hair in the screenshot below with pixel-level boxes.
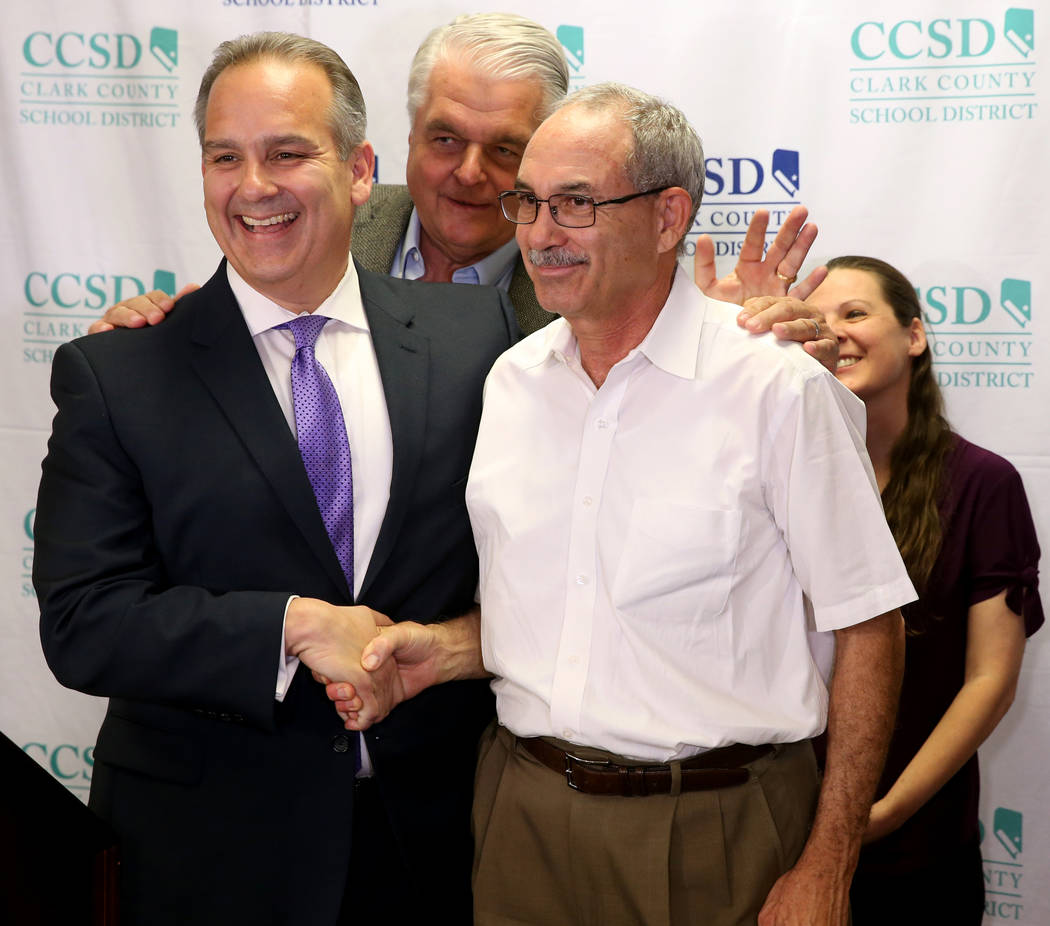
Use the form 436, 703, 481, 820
407, 14, 569, 125
555, 83, 705, 256
194, 32, 366, 160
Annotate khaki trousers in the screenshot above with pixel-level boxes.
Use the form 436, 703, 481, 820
472, 724, 819, 926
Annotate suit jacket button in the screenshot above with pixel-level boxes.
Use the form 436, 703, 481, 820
331, 735, 351, 754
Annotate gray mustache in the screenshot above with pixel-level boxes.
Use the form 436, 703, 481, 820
528, 248, 589, 268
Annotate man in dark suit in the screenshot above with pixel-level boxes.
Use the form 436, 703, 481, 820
33, 32, 514, 926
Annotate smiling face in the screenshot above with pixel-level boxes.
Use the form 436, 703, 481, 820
201, 58, 373, 313
808, 266, 926, 404
514, 105, 676, 327
405, 60, 546, 270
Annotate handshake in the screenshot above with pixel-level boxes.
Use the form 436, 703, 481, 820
283, 598, 486, 728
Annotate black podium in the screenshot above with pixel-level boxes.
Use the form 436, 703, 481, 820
0, 729, 118, 925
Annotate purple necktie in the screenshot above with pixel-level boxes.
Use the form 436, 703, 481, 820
279, 314, 354, 595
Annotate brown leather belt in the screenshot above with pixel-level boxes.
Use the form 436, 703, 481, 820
520, 737, 773, 796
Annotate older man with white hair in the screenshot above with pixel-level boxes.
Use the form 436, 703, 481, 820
329, 83, 917, 926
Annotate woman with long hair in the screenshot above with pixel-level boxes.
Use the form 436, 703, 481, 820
807, 255, 1043, 924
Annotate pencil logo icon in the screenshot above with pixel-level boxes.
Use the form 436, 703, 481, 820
771, 149, 800, 197
1004, 9, 1035, 58
993, 807, 1023, 858
150, 27, 178, 73
557, 26, 584, 74
1000, 279, 1031, 328
152, 270, 177, 297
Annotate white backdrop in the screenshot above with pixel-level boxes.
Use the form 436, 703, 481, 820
2, 2, 1045, 921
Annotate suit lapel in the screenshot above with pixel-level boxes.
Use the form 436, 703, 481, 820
509, 257, 557, 335
351, 185, 413, 276
186, 265, 352, 599
356, 266, 429, 602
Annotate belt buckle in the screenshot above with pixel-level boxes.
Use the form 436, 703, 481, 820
563, 751, 610, 791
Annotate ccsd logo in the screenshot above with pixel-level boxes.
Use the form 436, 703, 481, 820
848, 9, 1037, 125
149, 27, 178, 72
981, 806, 1026, 920
557, 25, 585, 89
1005, 8, 1035, 56
22, 508, 35, 600
20, 26, 181, 128
23, 741, 95, 797
688, 149, 802, 259
22, 268, 177, 364
921, 276, 1033, 389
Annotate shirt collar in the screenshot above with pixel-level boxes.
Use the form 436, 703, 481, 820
227, 257, 369, 334
634, 265, 708, 379
512, 264, 709, 379
395, 207, 520, 288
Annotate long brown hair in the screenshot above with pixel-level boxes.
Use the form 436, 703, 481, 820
826, 256, 954, 599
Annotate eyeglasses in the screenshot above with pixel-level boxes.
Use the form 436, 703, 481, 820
498, 186, 671, 228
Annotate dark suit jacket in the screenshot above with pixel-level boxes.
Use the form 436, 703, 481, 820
352, 183, 557, 336
34, 260, 517, 926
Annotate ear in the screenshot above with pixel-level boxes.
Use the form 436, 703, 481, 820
348, 141, 375, 206
655, 188, 693, 256
907, 316, 927, 357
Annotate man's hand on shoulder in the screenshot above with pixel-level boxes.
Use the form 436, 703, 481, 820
88, 282, 199, 334
738, 295, 839, 374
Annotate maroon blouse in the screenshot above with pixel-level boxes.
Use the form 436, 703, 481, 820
857, 434, 1043, 874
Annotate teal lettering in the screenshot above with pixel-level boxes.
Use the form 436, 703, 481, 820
954, 286, 991, 324
113, 275, 146, 303
50, 744, 79, 780
24, 508, 35, 542
24, 272, 48, 307
960, 19, 994, 58
115, 34, 142, 69
888, 20, 922, 59
923, 286, 948, 324
928, 18, 952, 58
52, 273, 82, 309
84, 274, 108, 311
55, 33, 85, 68
23, 32, 52, 67
851, 22, 883, 60
88, 33, 111, 69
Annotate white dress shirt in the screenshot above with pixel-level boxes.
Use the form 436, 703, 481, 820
228, 260, 392, 740
391, 207, 519, 290
467, 266, 916, 762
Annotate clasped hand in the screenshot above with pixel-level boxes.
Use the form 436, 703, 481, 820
284, 598, 405, 729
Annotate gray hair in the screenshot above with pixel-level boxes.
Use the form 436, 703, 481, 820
555, 83, 705, 256
194, 32, 366, 160
407, 13, 569, 125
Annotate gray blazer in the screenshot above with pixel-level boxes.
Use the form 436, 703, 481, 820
352, 183, 556, 336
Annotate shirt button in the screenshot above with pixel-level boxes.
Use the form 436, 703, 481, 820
331, 735, 351, 754
562, 729, 574, 739
575, 574, 588, 586
596, 418, 608, 429
582, 496, 593, 507
568, 655, 580, 666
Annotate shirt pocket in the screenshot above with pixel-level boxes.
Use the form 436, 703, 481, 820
611, 501, 741, 629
